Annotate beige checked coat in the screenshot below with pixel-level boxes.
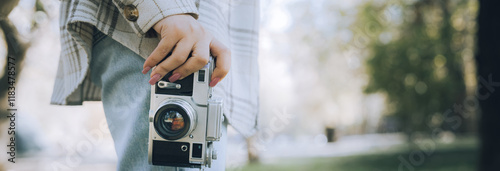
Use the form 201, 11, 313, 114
51, 0, 260, 137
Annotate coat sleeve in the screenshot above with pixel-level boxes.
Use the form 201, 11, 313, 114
111, 0, 198, 36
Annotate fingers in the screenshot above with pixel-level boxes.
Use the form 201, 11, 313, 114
143, 15, 230, 86
143, 32, 180, 74
209, 39, 231, 87
168, 40, 210, 82
148, 39, 193, 85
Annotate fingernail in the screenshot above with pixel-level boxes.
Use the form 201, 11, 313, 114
149, 74, 161, 85
169, 73, 181, 82
209, 78, 220, 87
142, 66, 151, 74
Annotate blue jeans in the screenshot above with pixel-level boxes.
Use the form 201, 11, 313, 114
89, 32, 227, 171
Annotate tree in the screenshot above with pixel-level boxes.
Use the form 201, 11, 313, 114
0, 0, 27, 120
356, 0, 476, 135
0, 0, 46, 119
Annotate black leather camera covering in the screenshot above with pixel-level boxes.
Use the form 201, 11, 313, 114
152, 141, 200, 167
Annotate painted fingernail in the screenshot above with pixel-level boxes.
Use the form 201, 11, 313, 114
209, 78, 220, 87
149, 74, 161, 85
142, 66, 151, 74
169, 73, 181, 82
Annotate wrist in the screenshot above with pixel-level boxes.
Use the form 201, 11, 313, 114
153, 14, 196, 34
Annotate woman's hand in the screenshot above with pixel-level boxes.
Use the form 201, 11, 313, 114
142, 14, 230, 87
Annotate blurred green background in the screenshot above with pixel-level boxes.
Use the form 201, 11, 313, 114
241, 0, 478, 170
235, 137, 477, 171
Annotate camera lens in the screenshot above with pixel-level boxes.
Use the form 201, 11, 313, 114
161, 110, 185, 133
154, 100, 196, 140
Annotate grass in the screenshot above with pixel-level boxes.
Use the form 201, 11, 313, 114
230, 137, 478, 171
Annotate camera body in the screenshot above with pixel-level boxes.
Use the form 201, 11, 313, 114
148, 59, 223, 169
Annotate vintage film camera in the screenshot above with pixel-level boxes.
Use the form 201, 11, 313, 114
148, 58, 223, 169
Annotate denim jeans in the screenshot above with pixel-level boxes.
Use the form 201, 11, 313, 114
89, 32, 227, 171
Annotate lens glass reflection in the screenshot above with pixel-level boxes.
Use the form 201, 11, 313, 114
162, 110, 185, 132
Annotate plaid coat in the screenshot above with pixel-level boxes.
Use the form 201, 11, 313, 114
51, 0, 260, 137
